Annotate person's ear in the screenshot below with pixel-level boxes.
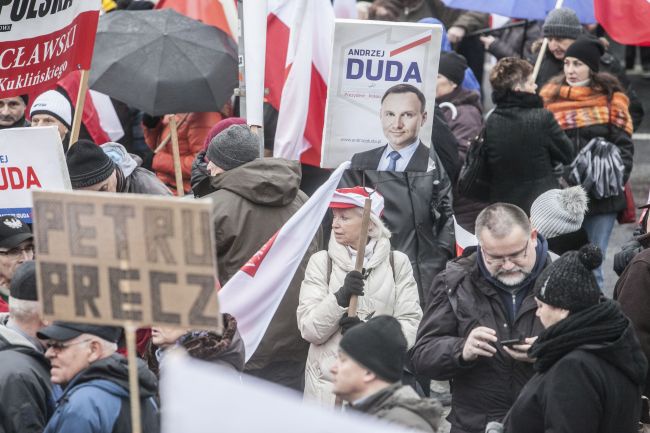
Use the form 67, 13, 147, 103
87, 340, 103, 363
530, 228, 538, 246
363, 369, 377, 384
421, 110, 428, 126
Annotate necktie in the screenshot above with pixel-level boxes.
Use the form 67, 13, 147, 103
387, 150, 402, 171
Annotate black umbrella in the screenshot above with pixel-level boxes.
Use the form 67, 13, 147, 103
89, 9, 238, 116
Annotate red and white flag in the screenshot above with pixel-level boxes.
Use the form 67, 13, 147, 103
219, 161, 350, 360
595, 0, 650, 46
265, 0, 333, 167
454, 216, 477, 257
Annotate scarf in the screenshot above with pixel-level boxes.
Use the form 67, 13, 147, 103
540, 84, 633, 136
529, 299, 628, 372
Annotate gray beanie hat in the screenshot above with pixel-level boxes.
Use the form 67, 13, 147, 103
543, 8, 583, 39
531, 186, 588, 239
206, 124, 260, 171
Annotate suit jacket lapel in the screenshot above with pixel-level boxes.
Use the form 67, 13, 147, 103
403, 142, 430, 172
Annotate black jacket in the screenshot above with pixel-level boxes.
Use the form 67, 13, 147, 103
481, 90, 575, 214
503, 301, 647, 433
0, 319, 53, 433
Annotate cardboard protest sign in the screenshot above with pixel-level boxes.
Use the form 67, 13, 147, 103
33, 190, 222, 333
0, 126, 71, 222
321, 20, 442, 171
0, 0, 100, 98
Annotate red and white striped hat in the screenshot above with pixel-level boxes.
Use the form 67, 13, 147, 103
329, 186, 384, 217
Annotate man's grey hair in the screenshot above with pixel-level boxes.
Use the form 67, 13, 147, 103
79, 333, 118, 355
475, 203, 531, 241
8, 297, 40, 322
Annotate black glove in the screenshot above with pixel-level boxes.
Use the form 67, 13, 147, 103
334, 270, 364, 307
142, 113, 162, 128
339, 313, 363, 335
613, 240, 643, 276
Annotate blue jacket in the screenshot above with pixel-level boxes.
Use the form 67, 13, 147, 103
43, 354, 159, 433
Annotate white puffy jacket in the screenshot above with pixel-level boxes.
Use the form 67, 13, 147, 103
297, 235, 422, 406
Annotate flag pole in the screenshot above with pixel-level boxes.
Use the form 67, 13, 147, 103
532, 0, 565, 82
347, 198, 372, 318
169, 115, 184, 197
124, 322, 142, 433
69, 69, 90, 148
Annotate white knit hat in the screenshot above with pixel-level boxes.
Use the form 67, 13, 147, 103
530, 186, 588, 239
30, 90, 72, 129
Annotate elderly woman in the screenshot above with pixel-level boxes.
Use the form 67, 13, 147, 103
502, 244, 647, 433
297, 187, 422, 406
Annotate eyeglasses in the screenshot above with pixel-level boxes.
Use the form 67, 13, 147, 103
46, 338, 92, 352
0, 244, 34, 258
481, 239, 530, 266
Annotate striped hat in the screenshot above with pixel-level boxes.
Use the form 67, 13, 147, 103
330, 186, 384, 217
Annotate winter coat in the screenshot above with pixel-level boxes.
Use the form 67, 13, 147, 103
399, 0, 489, 33
351, 383, 443, 433
43, 354, 159, 433
438, 87, 483, 154
486, 20, 542, 60
503, 301, 647, 433
101, 142, 172, 195
298, 236, 422, 406
144, 112, 222, 193
479, 90, 575, 214
534, 49, 644, 131
341, 149, 455, 301
410, 248, 550, 433
614, 246, 650, 396
0, 317, 53, 433
196, 158, 320, 378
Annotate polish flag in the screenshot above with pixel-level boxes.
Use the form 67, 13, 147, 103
266, 0, 334, 167
454, 216, 478, 257
595, 0, 650, 46
219, 161, 350, 360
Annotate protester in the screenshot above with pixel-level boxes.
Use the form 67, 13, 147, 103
614, 205, 650, 276
480, 19, 543, 60
143, 111, 223, 193
39, 322, 159, 433
0, 216, 34, 312
530, 186, 590, 256
534, 8, 644, 129
411, 203, 551, 433
297, 187, 421, 406
0, 262, 53, 433
472, 57, 574, 214
194, 124, 320, 392
145, 314, 244, 377
65, 139, 171, 195
540, 36, 635, 286
29, 90, 73, 150
503, 245, 647, 433
0, 96, 29, 130
331, 315, 441, 432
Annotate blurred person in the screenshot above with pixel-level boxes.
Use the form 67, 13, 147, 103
0, 95, 29, 130
298, 187, 422, 406
540, 36, 634, 286
29, 90, 72, 150
613, 203, 650, 276
480, 19, 543, 60
0, 215, 34, 311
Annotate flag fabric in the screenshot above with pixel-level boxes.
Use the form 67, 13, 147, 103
333, 0, 358, 19
442, 0, 595, 24
218, 161, 350, 360
594, 0, 650, 47
266, 0, 333, 167
454, 216, 478, 257
155, 0, 237, 40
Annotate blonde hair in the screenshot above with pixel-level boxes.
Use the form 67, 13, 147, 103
352, 207, 391, 240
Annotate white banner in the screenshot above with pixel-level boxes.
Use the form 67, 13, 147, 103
0, 126, 71, 222
321, 20, 442, 171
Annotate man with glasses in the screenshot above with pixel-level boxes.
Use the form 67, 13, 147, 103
38, 322, 160, 433
0, 215, 34, 312
410, 203, 551, 433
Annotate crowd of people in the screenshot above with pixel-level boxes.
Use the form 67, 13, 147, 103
1, 1, 649, 433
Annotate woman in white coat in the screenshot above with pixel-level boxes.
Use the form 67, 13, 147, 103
297, 186, 422, 406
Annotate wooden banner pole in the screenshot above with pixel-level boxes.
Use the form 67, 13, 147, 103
169, 115, 184, 197
347, 198, 372, 318
69, 69, 90, 148
125, 322, 142, 433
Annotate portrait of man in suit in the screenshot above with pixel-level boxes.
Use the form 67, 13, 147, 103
350, 83, 430, 172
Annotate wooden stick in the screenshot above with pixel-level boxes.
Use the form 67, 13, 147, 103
347, 198, 372, 318
532, 0, 564, 82
125, 322, 142, 433
69, 69, 90, 147
169, 115, 184, 197
153, 114, 189, 154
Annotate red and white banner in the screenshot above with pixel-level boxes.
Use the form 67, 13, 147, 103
0, 1, 100, 98
266, 0, 333, 167
454, 216, 477, 257
595, 0, 650, 46
219, 161, 350, 360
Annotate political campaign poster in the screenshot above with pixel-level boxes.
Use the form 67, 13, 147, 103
321, 20, 442, 172
0, 126, 71, 222
0, 0, 100, 98
33, 190, 222, 333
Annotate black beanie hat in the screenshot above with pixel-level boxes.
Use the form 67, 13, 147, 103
565, 36, 605, 73
10, 261, 37, 301
535, 244, 602, 312
438, 52, 467, 86
66, 139, 115, 188
339, 315, 406, 383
